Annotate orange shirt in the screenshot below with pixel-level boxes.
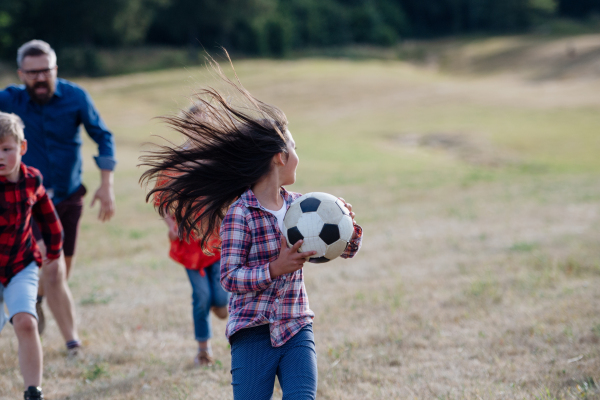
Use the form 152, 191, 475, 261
168, 236, 220, 275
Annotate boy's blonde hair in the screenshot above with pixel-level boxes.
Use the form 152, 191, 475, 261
0, 112, 25, 143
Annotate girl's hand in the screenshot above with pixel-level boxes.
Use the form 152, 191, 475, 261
168, 226, 179, 241
164, 214, 179, 241
269, 237, 316, 279
339, 197, 358, 240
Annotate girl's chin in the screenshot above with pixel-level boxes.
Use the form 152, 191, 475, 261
282, 178, 296, 187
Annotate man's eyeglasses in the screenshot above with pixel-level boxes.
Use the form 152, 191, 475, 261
20, 67, 56, 80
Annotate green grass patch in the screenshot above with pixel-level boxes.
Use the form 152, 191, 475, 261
83, 362, 110, 382
466, 278, 502, 304
80, 288, 113, 306
510, 242, 538, 252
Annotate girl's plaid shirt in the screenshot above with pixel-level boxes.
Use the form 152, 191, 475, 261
220, 187, 363, 347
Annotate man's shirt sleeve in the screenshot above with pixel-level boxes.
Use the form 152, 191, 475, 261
79, 89, 117, 171
32, 184, 63, 259
0, 88, 13, 112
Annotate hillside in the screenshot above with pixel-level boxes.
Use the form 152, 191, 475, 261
0, 34, 599, 399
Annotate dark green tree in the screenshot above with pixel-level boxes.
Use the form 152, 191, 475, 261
1, 0, 166, 49
2, 0, 598, 73
147, 0, 276, 50
281, 0, 352, 47
558, 0, 600, 18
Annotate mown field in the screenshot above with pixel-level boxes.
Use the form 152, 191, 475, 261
1, 35, 600, 399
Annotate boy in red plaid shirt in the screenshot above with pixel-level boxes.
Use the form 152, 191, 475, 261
0, 112, 63, 400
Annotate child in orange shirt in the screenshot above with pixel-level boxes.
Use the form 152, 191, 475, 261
156, 104, 230, 366
162, 213, 229, 366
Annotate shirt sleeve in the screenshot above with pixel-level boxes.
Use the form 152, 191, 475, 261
32, 185, 63, 259
220, 206, 273, 294
0, 88, 13, 111
80, 89, 117, 171
341, 223, 363, 259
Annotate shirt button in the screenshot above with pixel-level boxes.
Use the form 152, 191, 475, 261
275, 298, 279, 303
269, 318, 274, 323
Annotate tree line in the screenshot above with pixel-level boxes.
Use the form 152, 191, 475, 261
0, 0, 598, 65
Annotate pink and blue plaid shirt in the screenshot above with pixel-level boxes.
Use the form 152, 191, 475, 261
220, 187, 363, 347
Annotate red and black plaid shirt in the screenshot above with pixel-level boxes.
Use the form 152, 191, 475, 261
0, 164, 63, 286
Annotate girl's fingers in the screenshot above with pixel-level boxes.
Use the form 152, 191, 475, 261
290, 239, 304, 253
297, 250, 317, 258
338, 197, 352, 212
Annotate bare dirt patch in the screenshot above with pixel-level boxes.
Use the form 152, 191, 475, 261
392, 132, 518, 167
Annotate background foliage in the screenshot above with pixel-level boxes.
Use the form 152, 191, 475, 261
0, 0, 599, 74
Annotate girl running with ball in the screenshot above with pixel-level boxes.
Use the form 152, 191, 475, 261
141, 55, 363, 400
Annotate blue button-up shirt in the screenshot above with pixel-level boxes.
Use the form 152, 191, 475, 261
0, 78, 116, 204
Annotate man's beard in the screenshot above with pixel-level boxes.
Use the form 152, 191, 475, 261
26, 81, 55, 105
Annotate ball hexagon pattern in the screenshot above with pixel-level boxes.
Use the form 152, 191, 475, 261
283, 192, 354, 263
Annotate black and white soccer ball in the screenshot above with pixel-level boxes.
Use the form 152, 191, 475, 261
283, 192, 354, 263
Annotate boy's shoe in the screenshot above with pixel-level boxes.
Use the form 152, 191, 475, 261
194, 350, 215, 367
211, 306, 228, 320
24, 386, 43, 399
35, 299, 45, 335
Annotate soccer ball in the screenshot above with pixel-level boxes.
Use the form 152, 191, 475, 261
283, 192, 354, 263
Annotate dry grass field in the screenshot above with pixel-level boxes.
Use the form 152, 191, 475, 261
1, 35, 600, 399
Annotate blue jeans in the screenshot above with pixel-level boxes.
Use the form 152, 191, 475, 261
186, 261, 230, 342
230, 324, 317, 400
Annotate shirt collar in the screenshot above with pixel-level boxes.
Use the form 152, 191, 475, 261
240, 187, 292, 209
53, 79, 63, 98
0, 163, 27, 184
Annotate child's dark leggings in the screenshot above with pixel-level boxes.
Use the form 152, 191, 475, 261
230, 323, 317, 400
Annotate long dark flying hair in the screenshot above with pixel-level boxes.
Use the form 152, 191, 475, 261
139, 53, 289, 252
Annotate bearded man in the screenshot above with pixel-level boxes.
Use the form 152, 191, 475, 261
0, 40, 117, 356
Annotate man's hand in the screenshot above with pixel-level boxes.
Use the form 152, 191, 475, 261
91, 170, 115, 222
91, 184, 115, 221
269, 237, 316, 279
